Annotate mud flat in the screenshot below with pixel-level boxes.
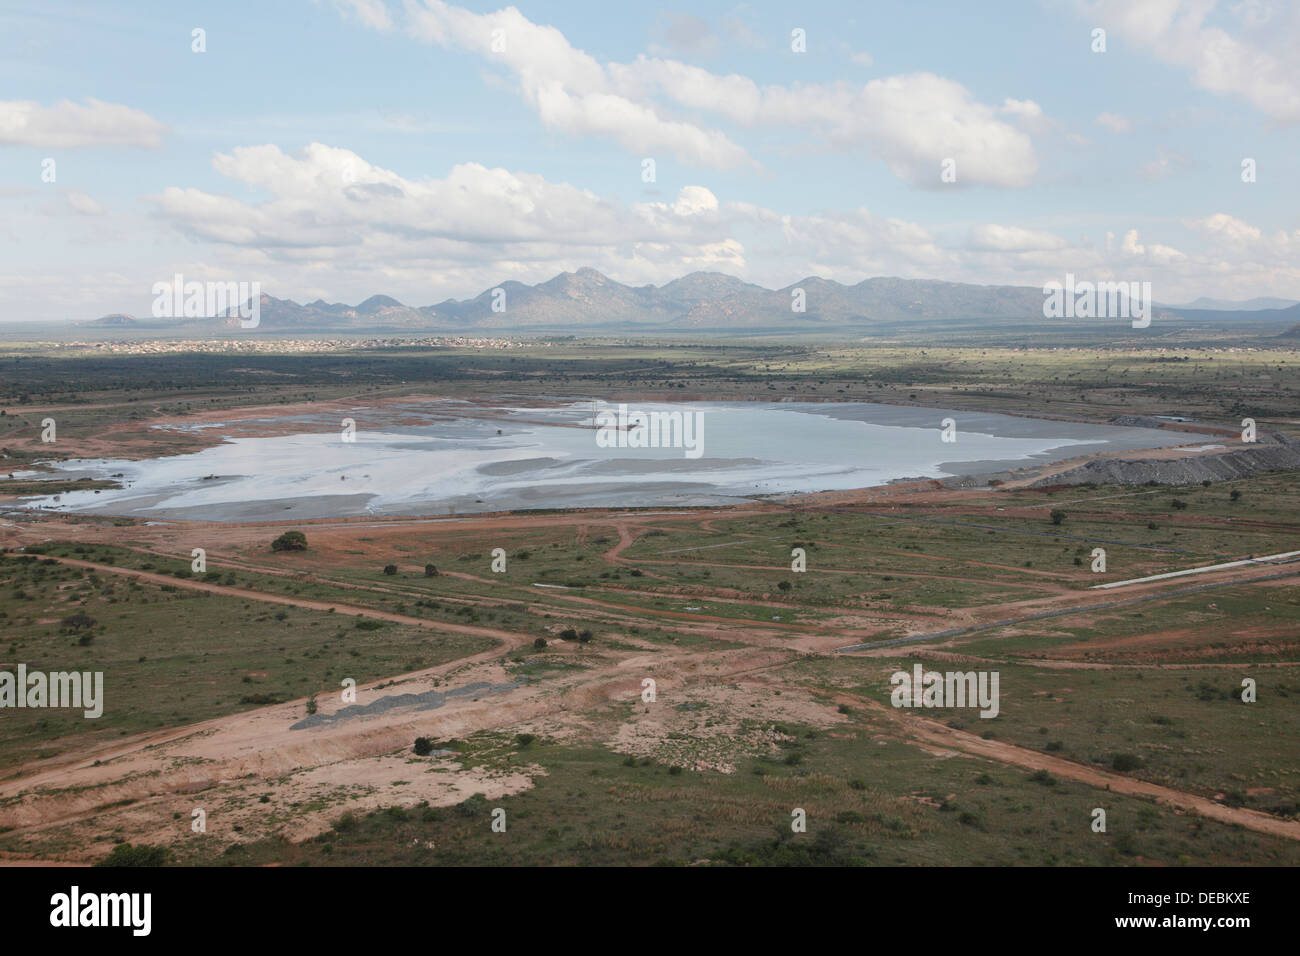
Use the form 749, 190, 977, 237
11, 399, 1188, 521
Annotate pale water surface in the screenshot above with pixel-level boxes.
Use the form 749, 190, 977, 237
13, 400, 1188, 521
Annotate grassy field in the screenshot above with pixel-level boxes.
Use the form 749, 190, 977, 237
181, 719, 1300, 867
2, 341, 1297, 866
0, 552, 495, 773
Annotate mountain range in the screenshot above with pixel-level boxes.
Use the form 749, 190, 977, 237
84, 268, 1299, 333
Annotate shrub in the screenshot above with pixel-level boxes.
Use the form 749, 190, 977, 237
515, 733, 535, 746
383, 564, 397, 575
94, 843, 169, 867
578, 630, 592, 643
1171, 498, 1188, 510
533, 637, 547, 649
424, 564, 438, 577
1111, 752, 1144, 772
1050, 509, 1066, 525
271, 531, 307, 552
413, 737, 434, 756
777, 580, 792, 591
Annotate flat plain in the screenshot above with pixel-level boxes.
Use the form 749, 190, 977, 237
1, 333, 1297, 866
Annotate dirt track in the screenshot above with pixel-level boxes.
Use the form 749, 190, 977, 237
2, 394, 1298, 861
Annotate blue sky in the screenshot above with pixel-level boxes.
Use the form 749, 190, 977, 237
2, 0, 1298, 321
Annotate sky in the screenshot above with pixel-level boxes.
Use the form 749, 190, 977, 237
1, 0, 1298, 322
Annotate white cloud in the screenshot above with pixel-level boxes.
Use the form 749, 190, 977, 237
327, 0, 392, 31
1188, 212, 1262, 242
64, 190, 106, 216
389, 2, 1038, 185
0, 98, 165, 148
1078, 0, 1300, 122
149, 143, 743, 286
1140, 149, 1190, 180
137, 143, 1298, 313
405, 1, 755, 170
967, 224, 1068, 252
851, 51, 873, 66
1095, 111, 1132, 132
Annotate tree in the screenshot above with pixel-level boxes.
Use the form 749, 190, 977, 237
533, 637, 547, 649
60, 612, 96, 633
271, 530, 307, 552
424, 564, 438, 577
413, 737, 434, 756
1050, 509, 1066, 525
383, 564, 397, 575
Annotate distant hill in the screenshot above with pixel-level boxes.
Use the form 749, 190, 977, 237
1166, 296, 1298, 312
172, 269, 1161, 334
80, 269, 1295, 334
81, 313, 139, 327
1166, 302, 1300, 323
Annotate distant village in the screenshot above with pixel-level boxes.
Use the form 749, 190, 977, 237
43, 336, 537, 355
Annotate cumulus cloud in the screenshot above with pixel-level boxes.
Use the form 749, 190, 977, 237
388, 2, 1039, 185
1187, 212, 1262, 242
148, 143, 745, 289
140, 142, 1300, 310
967, 224, 1068, 252
0, 98, 166, 148
1078, 0, 1300, 122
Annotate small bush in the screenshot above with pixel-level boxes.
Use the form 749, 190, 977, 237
271, 531, 307, 552
1111, 752, 1144, 772
95, 843, 169, 867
